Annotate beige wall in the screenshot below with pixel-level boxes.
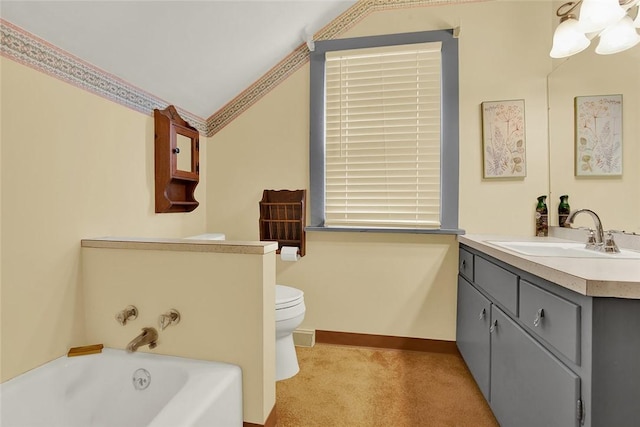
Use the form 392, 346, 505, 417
0, 58, 207, 381
207, 1, 553, 341
82, 247, 275, 425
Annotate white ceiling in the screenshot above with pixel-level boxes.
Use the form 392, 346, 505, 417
1, 0, 356, 118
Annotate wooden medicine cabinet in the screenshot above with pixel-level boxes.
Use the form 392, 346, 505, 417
154, 105, 200, 213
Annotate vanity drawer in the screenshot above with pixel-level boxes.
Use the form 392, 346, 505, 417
474, 257, 518, 315
519, 280, 581, 364
459, 248, 474, 281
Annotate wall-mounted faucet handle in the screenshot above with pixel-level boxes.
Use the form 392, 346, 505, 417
115, 305, 138, 325
158, 309, 181, 331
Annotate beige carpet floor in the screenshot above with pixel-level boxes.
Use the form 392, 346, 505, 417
276, 344, 499, 427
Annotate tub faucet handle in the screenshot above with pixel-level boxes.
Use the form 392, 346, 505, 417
116, 305, 138, 326
158, 309, 181, 331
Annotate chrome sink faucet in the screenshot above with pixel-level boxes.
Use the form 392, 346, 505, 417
565, 209, 604, 244
126, 327, 158, 352
565, 209, 620, 253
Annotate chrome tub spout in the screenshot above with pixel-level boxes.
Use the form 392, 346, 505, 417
126, 327, 158, 352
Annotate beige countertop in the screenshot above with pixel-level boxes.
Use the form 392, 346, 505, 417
81, 237, 279, 255
459, 234, 640, 299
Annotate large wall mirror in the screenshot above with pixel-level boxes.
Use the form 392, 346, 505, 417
548, 47, 640, 233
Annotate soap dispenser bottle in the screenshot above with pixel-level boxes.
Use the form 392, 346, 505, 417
535, 195, 548, 237
558, 195, 570, 228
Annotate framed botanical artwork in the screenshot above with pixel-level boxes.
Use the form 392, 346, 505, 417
574, 94, 622, 177
481, 99, 526, 179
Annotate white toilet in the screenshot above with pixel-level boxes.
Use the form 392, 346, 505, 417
275, 284, 306, 381
184, 234, 306, 381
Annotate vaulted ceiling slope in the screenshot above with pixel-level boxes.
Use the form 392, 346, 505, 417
1, 0, 356, 119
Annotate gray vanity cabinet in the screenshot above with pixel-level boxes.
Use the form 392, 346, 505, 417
457, 246, 583, 427
456, 276, 491, 400
458, 244, 640, 427
490, 305, 580, 427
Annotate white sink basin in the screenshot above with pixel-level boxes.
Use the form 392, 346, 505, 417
487, 240, 640, 259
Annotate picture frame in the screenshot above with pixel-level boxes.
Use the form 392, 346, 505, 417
481, 99, 526, 179
574, 94, 622, 177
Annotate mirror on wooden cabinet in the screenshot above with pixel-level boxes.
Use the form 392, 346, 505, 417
175, 132, 193, 173
171, 124, 198, 179
154, 105, 200, 213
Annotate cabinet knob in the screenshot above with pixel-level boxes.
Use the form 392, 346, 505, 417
173, 147, 180, 154
479, 308, 486, 321
461, 260, 466, 268
489, 320, 498, 333
534, 308, 545, 327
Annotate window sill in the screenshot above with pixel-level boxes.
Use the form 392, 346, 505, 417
305, 226, 465, 235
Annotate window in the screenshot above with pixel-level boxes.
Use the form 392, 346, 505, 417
309, 30, 460, 233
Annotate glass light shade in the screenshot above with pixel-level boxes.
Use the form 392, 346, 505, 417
550, 18, 591, 58
578, 0, 626, 33
635, 6, 640, 28
596, 16, 640, 54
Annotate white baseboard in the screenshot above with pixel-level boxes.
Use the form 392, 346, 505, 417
293, 329, 315, 347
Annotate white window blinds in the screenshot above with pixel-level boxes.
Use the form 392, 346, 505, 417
324, 42, 443, 229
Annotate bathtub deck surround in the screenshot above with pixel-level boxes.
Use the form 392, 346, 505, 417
81, 236, 276, 254
0, 348, 243, 427
81, 237, 277, 426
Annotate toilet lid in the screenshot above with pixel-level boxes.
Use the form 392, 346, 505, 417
276, 285, 304, 310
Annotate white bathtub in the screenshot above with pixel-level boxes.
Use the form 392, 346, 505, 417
0, 348, 243, 427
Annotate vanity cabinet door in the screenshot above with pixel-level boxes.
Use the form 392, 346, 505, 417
490, 306, 581, 427
456, 276, 491, 400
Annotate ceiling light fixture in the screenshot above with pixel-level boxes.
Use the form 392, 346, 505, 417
550, 0, 640, 58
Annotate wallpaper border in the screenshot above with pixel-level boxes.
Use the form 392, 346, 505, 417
0, 18, 208, 133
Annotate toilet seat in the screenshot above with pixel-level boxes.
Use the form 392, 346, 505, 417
276, 285, 304, 310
